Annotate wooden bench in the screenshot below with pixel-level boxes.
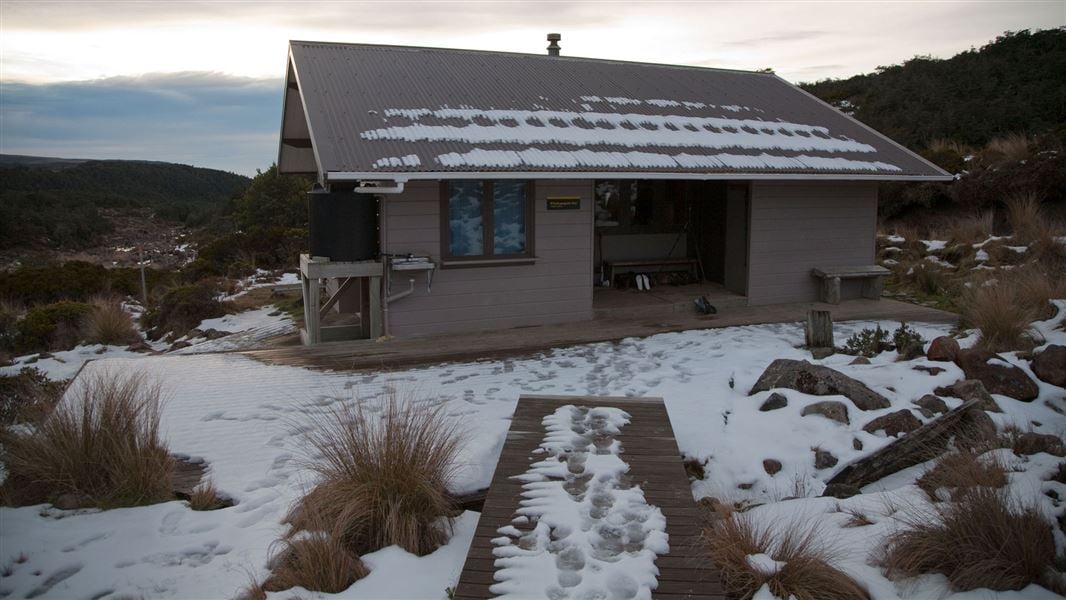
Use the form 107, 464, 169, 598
811, 265, 890, 304
607, 257, 698, 282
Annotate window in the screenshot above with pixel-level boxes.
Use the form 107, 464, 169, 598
441, 180, 534, 264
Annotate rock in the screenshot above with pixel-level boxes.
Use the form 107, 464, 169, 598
801, 400, 850, 425
822, 483, 861, 499
737, 482, 754, 490
913, 365, 946, 376
126, 340, 152, 353
53, 493, 91, 510
862, 409, 922, 437
37, 352, 53, 359
203, 328, 229, 340
956, 409, 998, 450
814, 448, 838, 470
750, 359, 891, 410
955, 348, 1039, 401
935, 380, 1002, 413
913, 394, 948, 418
762, 459, 782, 475
1013, 432, 1065, 456
759, 392, 788, 412
1032, 345, 1066, 388
852, 438, 863, 450
811, 347, 835, 360
849, 356, 871, 365
927, 336, 960, 362
187, 328, 204, 339
169, 341, 191, 351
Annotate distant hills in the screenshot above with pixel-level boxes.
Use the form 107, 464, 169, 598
801, 28, 1066, 149
0, 156, 252, 250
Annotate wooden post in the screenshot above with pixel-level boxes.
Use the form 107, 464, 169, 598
806, 309, 834, 349
138, 246, 148, 305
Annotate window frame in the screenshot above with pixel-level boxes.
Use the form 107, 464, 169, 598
439, 180, 536, 267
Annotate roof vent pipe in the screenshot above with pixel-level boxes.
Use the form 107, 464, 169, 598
547, 33, 561, 56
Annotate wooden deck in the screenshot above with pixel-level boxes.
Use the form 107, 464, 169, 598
243, 298, 956, 372
454, 395, 725, 600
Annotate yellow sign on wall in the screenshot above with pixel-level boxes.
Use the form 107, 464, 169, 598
546, 196, 581, 210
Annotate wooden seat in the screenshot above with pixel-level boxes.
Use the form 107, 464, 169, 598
607, 257, 698, 282
811, 265, 890, 304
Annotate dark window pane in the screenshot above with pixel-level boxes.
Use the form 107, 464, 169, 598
448, 181, 484, 256
493, 182, 527, 255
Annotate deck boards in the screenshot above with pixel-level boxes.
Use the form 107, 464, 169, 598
242, 298, 955, 373
453, 395, 726, 600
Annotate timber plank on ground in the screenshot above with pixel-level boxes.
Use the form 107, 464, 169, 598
453, 395, 726, 599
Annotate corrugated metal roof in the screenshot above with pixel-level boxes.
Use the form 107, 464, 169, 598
280, 41, 950, 181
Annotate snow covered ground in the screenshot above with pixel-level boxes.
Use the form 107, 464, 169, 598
1, 311, 1064, 599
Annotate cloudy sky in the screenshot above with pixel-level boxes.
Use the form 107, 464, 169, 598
1, 1, 1062, 175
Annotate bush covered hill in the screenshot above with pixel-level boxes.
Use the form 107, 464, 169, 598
801, 28, 1066, 149
0, 156, 251, 250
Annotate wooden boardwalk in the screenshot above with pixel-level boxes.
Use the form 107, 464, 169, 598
454, 395, 725, 600
243, 298, 955, 373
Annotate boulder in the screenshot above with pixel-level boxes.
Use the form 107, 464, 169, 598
53, 493, 92, 510
935, 380, 1002, 413
187, 328, 204, 339
169, 340, 191, 351
801, 400, 850, 425
759, 393, 788, 412
862, 409, 922, 437
955, 348, 1039, 401
1013, 432, 1065, 456
927, 336, 960, 362
822, 483, 861, 499
811, 347, 835, 360
126, 340, 152, 353
750, 359, 891, 410
913, 365, 946, 376
913, 394, 948, 418
849, 356, 871, 365
1032, 345, 1066, 388
852, 438, 863, 451
203, 328, 229, 340
762, 459, 782, 475
814, 448, 839, 470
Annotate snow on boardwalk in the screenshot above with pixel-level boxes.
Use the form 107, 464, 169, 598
455, 395, 725, 600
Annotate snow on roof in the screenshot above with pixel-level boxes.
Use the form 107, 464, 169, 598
280, 41, 950, 180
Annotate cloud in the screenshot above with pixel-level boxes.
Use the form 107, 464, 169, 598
721, 30, 831, 47
0, 72, 281, 175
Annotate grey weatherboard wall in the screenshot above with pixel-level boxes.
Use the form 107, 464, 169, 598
746, 181, 878, 305
383, 180, 594, 338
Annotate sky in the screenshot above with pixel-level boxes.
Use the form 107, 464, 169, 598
1, 1, 1063, 176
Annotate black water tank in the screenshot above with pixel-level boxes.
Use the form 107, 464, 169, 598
307, 187, 379, 261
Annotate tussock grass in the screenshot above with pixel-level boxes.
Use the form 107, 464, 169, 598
704, 514, 869, 600
1010, 267, 1066, 321
883, 487, 1056, 592
946, 213, 994, 246
188, 478, 228, 511
958, 284, 1036, 352
915, 450, 1007, 501
264, 525, 368, 594
1006, 192, 1047, 244
82, 295, 139, 346
0, 372, 172, 508
288, 391, 463, 556
983, 133, 1033, 165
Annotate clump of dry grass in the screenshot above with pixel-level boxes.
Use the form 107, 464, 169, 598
958, 284, 1037, 352
288, 392, 463, 556
882, 487, 1056, 592
82, 295, 139, 346
947, 213, 994, 246
0, 372, 172, 508
704, 514, 869, 600
1009, 267, 1066, 321
915, 450, 1008, 501
1006, 192, 1047, 244
983, 133, 1033, 165
264, 524, 369, 594
188, 478, 229, 511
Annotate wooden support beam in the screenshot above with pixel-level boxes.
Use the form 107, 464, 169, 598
320, 277, 355, 318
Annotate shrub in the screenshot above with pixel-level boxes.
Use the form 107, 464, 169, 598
704, 513, 869, 600
82, 296, 139, 346
0, 261, 173, 306
0, 368, 64, 426
946, 213, 994, 245
883, 487, 1056, 592
892, 323, 926, 360
915, 450, 1007, 501
0, 298, 24, 352
143, 282, 230, 340
14, 301, 94, 353
959, 285, 1036, 352
0, 371, 173, 508
982, 133, 1033, 165
287, 392, 463, 556
188, 479, 228, 511
841, 326, 892, 358
1009, 267, 1066, 321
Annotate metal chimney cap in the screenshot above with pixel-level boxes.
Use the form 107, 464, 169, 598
547, 33, 561, 42
547, 33, 561, 56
